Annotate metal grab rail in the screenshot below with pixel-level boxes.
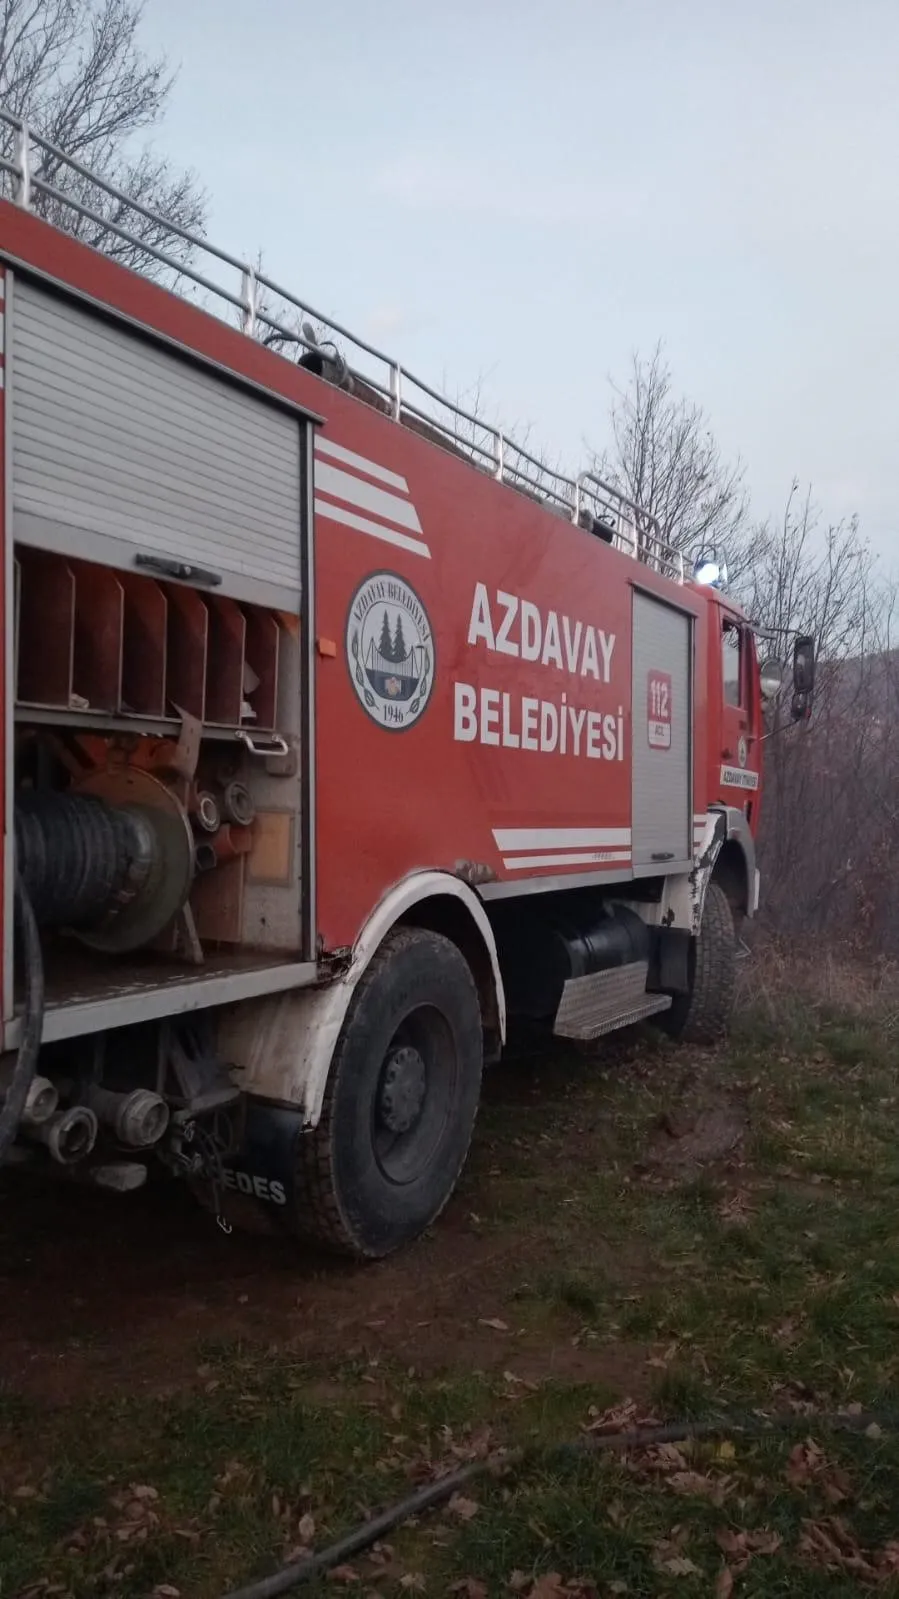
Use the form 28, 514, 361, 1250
0, 106, 685, 583
574, 473, 685, 582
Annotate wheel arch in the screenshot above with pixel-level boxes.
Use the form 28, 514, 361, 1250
218, 872, 505, 1130
397, 892, 504, 1058
709, 806, 757, 923
673, 807, 756, 935
352, 871, 505, 1042
713, 837, 751, 922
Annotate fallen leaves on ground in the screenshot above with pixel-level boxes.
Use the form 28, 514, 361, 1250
624, 1436, 737, 1507
785, 1439, 853, 1503
439, 1424, 496, 1465
718, 1189, 754, 1226
630, 1442, 685, 1476
584, 1398, 659, 1436
714, 1525, 783, 1579
666, 1468, 735, 1506
399, 1422, 499, 1490
656, 1555, 699, 1576
282, 1545, 313, 1565
798, 1518, 899, 1585
447, 1493, 480, 1521
651, 1527, 699, 1576
215, 1459, 251, 1489
717, 1527, 782, 1560
502, 1370, 539, 1392
773, 1379, 819, 1414
16, 1583, 75, 1599
88, 1482, 163, 1549
522, 1574, 599, 1599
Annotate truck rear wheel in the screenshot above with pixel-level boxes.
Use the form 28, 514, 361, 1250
662, 881, 735, 1043
295, 927, 483, 1259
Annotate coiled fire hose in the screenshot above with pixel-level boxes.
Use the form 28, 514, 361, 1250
0, 874, 44, 1166
221, 1407, 899, 1599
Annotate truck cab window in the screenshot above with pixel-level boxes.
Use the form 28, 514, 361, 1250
722, 622, 742, 707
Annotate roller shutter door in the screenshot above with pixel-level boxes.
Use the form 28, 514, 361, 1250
10, 278, 302, 607
631, 591, 692, 867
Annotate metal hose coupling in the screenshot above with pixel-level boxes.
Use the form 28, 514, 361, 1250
30, 1105, 98, 1165
84, 1085, 170, 1148
19, 1076, 59, 1128
0, 1070, 58, 1127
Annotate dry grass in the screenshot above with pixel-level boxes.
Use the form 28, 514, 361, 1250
736, 935, 899, 1037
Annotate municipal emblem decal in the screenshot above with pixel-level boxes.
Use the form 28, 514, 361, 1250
737, 735, 748, 769
346, 572, 435, 731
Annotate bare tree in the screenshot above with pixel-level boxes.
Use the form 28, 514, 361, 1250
593, 343, 758, 575
747, 485, 899, 949
0, 0, 205, 274
746, 484, 874, 663
587, 347, 899, 952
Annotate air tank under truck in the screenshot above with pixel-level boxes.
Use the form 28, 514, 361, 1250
0, 110, 814, 1259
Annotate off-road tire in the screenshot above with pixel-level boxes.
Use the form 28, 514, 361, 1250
663, 881, 736, 1043
295, 927, 483, 1259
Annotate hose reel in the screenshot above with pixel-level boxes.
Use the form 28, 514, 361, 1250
15, 768, 195, 953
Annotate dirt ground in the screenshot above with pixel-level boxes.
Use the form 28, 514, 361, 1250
0, 1180, 556, 1397
0, 1047, 659, 1407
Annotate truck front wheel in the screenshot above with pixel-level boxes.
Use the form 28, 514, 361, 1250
295, 927, 483, 1259
662, 881, 736, 1043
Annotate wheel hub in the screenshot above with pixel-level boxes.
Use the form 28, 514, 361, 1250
377, 1045, 427, 1134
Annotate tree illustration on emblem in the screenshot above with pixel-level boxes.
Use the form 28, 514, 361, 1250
392, 613, 407, 664
378, 610, 394, 663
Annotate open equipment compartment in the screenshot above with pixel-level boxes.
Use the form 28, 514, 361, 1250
6, 268, 318, 1047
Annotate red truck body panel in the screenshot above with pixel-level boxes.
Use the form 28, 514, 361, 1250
0, 201, 762, 981
313, 416, 710, 948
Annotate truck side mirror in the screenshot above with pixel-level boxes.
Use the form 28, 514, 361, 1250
793, 635, 816, 695
791, 689, 812, 724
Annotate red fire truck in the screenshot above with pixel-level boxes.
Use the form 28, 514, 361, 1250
0, 114, 814, 1258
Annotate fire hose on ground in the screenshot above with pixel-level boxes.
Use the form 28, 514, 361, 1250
220, 1407, 899, 1599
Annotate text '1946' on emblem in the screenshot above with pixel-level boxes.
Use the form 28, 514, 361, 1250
345, 572, 435, 731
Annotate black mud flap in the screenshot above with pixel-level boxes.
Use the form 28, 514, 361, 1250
649, 925, 691, 994
220, 1099, 306, 1234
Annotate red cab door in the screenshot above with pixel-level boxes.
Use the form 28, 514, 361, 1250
718, 616, 760, 808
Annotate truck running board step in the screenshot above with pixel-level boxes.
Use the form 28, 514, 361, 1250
553, 960, 672, 1041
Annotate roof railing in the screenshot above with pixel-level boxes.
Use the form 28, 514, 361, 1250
0, 107, 685, 584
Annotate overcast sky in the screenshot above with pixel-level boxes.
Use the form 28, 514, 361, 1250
141, 0, 898, 563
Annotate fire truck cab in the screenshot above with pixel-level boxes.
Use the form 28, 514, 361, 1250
0, 111, 811, 1259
